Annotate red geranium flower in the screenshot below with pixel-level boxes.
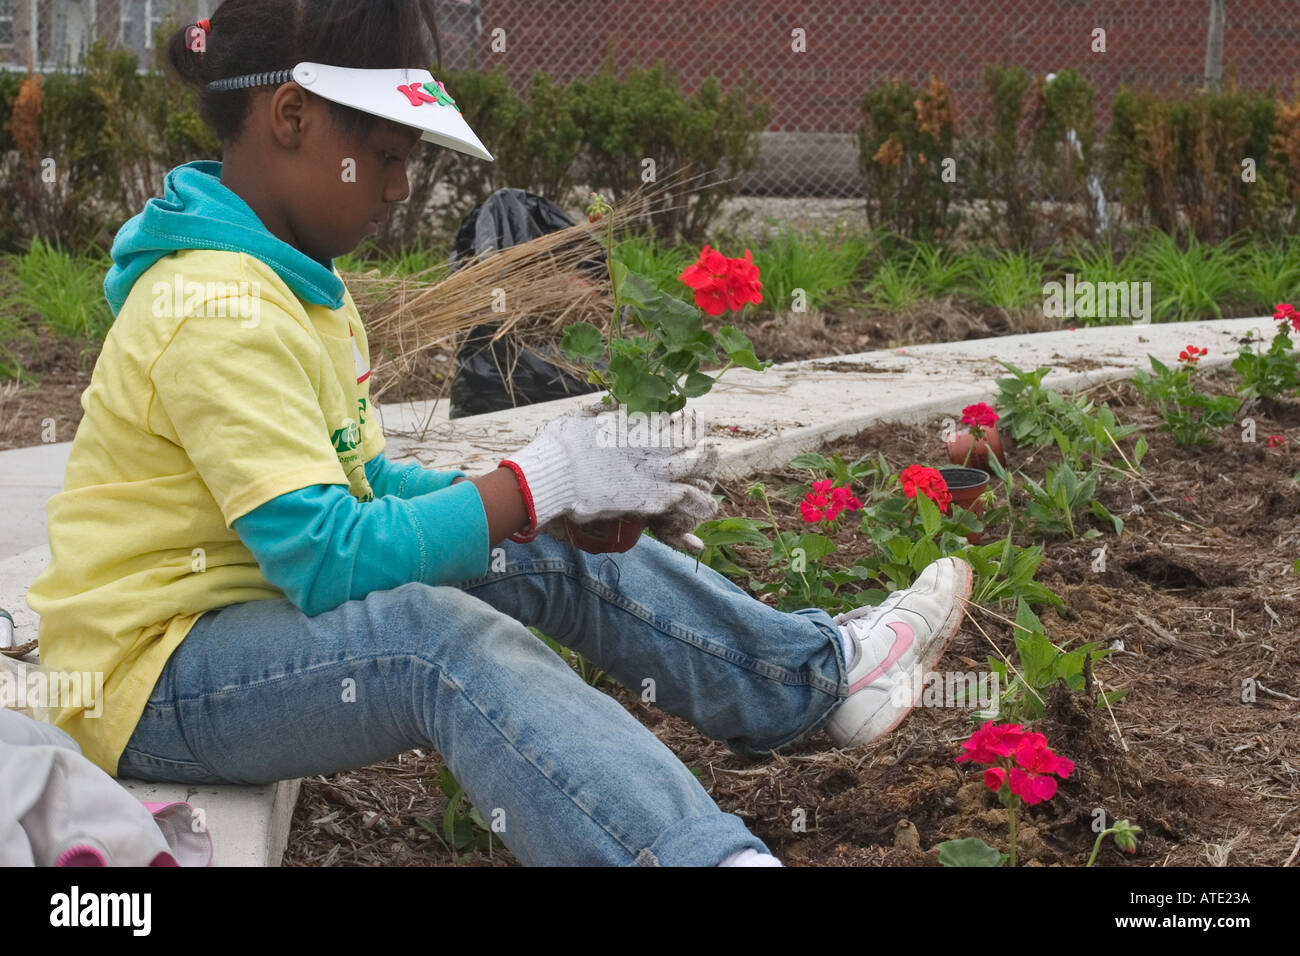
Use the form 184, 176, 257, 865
829, 483, 863, 517
1274, 303, 1300, 333
1178, 345, 1208, 364
724, 249, 763, 312
800, 480, 862, 523
680, 245, 763, 316
1008, 767, 1060, 805
956, 723, 1072, 806
961, 402, 999, 430
1266, 434, 1286, 448
800, 479, 833, 523
955, 721, 1025, 763
1014, 732, 1075, 778
899, 464, 952, 514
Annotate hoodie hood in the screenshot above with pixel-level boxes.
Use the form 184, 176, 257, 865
105, 160, 345, 318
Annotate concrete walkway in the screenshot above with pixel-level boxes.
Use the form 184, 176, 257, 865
0, 315, 1269, 865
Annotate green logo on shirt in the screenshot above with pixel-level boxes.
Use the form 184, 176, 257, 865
331, 418, 361, 453
331, 397, 369, 453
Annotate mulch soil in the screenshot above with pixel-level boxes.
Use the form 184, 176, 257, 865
282, 366, 1299, 867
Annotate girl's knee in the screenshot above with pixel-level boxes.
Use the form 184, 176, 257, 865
377, 581, 547, 670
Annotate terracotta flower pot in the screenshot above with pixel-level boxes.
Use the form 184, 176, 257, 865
938, 467, 991, 544
562, 516, 646, 554
946, 425, 1006, 472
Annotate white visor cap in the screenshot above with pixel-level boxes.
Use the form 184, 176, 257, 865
291, 62, 494, 161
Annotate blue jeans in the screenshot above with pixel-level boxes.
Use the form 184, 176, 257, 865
117, 531, 849, 866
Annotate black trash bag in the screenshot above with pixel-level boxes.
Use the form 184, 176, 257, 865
448, 188, 608, 419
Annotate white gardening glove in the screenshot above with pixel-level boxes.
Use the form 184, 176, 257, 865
644, 474, 718, 553
500, 405, 718, 547
585, 405, 719, 551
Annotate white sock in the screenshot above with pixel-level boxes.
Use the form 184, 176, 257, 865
718, 848, 784, 867
837, 629, 855, 667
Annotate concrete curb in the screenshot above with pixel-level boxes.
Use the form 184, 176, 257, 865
374, 316, 1263, 481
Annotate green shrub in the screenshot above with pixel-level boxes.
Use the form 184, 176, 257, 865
1, 64, 119, 253
960, 65, 1097, 250
857, 76, 958, 241
408, 68, 587, 243
571, 63, 768, 244
1106, 84, 1282, 242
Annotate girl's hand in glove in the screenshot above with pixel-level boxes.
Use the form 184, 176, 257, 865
499, 406, 718, 547
644, 475, 717, 553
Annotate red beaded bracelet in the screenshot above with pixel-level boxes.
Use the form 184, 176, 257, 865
497, 459, 539, 543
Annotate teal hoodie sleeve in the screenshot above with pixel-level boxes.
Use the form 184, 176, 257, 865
232, 479, 489, 618
364, 451, 466, 500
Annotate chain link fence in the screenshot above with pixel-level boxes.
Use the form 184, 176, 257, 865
3, 0, 1299, 198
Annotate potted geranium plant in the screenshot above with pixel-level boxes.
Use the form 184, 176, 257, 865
557, 192, 772, 552
947, 401, 1006, 471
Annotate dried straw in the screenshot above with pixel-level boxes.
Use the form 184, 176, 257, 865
344, 165, 727, 402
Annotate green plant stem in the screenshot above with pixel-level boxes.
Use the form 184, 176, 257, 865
755, 485, 812, 598
1008, 802, 1018, 867
1087, 826, 1117, 866
604, 209, 619, 344
711, 358, 735, 388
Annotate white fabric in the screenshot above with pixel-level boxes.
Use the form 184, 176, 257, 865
718, 848, 785, 867
837, 629, 855, 667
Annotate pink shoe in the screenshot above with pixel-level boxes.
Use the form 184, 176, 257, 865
826, 557, 974, 748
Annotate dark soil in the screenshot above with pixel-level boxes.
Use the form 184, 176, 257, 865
284, 367, 1300, 867
0, 325, 98, 448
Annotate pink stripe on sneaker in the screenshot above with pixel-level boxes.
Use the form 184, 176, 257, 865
847, 621, 914, 694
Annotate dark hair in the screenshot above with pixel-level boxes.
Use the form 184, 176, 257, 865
166, 0, 439, 145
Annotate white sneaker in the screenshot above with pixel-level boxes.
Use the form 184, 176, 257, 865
826, 557, 974, 748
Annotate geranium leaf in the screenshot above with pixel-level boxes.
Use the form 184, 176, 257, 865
716, 325, 754, 354
916, 491, 942, 537
656, 295, 705, 345
615, 270, 660, 311
560, 321, 605, 362
727, 348, 768, 371
694, 517, 772, 548
681, 371, 713, 397
938, 837, 1006, 867
795, 532, 837, 563
608, 355, 670, 412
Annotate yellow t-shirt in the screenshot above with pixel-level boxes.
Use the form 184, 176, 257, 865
26, 249, 386, 776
